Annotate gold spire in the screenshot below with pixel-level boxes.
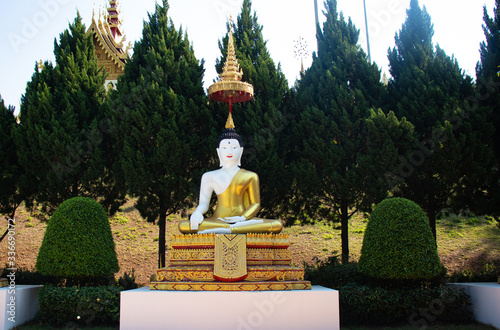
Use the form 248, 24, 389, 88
225, 112, 235, 129
220, 31, 243, 82
208, 22, 254, 130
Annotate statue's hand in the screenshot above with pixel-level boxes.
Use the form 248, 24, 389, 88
190, 210, 204, 230
220, 216, 246, 223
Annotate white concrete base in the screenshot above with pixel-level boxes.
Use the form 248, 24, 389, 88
447, 282, 500, 329
120, 285, 339, 330
0, 285, 43, 330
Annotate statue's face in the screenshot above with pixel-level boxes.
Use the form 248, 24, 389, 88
217, 138, 243, 167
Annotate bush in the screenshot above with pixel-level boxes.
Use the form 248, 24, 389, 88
339, 283, 472, 326
0, 267, 62, 286
36, 285, 121, 326
117, 269, 139, 290
36, 197, 119, 284
305, 255, 363, 289
358, 197, 444, 282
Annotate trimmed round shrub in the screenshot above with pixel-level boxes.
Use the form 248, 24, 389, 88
358, 197, 444, 281
36, 197, 119, 280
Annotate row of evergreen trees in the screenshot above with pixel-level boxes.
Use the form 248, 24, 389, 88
1, 0, 499, 264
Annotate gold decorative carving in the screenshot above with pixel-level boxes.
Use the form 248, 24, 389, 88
152, 233, 310, 291
150, 280, 311, 291
214, 234, 247, 281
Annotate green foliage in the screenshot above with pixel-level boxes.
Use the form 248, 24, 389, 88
473, 0, 500, 218
117, 269, 139, 290
0, 96, 22, 218
1, 267, 62, 286
339, 283, 472, 326
110, 0, 210, 267
36, 285, 121, 326
305, 257, 471, 326
14, 13, 125, 216
305, 255, 363, 289
387, 0, 495, 237
359, 198, 444, 281
291, 0, 413, 262
36, 197, 119, 281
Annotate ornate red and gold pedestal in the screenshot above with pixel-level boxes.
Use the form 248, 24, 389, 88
150, 233, 311, 291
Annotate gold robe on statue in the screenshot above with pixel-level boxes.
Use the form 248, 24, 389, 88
179, 169, 283, 234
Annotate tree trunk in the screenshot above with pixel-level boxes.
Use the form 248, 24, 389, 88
0, 208, 17, 243
427, 207, 437, 241
158, 200, 167, 269
340, 200, 349, 264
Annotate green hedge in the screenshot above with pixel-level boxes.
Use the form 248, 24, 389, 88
36, 286, 122, 326
36, 197, 119, 281
0, 267, 62, 286
339, 283, 472, 326
305, 255, 363, 289
358, 197, 444, 281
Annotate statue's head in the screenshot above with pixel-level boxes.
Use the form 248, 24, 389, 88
217, 128, 244, 167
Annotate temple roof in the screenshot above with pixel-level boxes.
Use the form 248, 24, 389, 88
86, 2, 128, 71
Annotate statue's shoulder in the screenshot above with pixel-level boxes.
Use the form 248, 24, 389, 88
238, 169, 259, 180
201, 169, 221, 180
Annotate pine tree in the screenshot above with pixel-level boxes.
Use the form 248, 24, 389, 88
387, 0, 495, 236
475, 0, 500, 218
109, 0, 211, 267
292, 0, 412, 263
214, 0, 291, 218
14, 13, 124, 216
0, 96, 23, 228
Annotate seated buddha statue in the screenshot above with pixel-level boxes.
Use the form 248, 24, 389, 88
178, 128, 283, 234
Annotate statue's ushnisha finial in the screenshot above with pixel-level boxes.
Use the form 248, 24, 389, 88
208, 17, 253, 129
225, 112, 235, 129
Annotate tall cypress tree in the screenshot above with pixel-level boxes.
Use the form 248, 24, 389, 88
292, 0, 412, 263
387, 0, 494, 236
0, 97, 22, 224
110, 0, 211, 267
475, 0, 500, 218
214, 0, 291, 218
14, 13, 124, 216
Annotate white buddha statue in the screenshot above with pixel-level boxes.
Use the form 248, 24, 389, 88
178, 128, 283, 234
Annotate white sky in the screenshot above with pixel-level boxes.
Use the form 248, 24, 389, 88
0, 0, 495, 113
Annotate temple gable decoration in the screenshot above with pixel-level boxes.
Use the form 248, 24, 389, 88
86, 0, 128, 90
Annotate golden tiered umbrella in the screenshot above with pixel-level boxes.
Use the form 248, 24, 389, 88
208, 30, 253, 128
